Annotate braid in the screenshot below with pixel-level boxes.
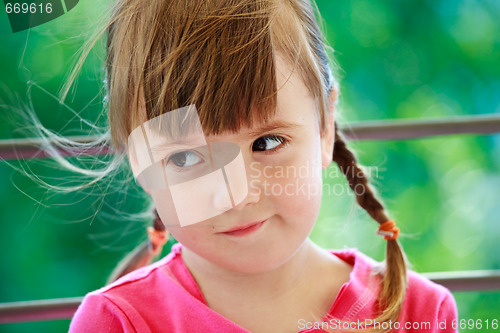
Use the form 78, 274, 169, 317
331, 121, 399, 236
332, 121, 408, 330
331, 125, 389, 223
107, 209, 168, 284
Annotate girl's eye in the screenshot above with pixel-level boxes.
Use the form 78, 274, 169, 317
167, 151, 204, 168
252, 135, 286, 152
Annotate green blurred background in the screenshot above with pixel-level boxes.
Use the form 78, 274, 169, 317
0, 0, 499, 332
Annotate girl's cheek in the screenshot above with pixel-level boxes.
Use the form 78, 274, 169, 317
150, 189, 181, 227
265, 159, 323, 212
168, 227, 201, 245
281, 148, 324, 212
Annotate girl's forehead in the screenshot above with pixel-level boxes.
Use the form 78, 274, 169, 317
205, 117, 304, 142
234, 57, 318, 129
133, 53, 318, 140
206, 90, 319, 143
202, 58, 320, 140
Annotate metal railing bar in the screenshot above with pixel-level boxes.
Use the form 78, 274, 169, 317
341, 113, 500, 141
0, 297, 82, 324
0, 270, 499, 324
1, 114, 499, 160
422, 269, 500, 292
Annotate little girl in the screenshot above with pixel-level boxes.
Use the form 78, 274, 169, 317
69, 0, 457, 332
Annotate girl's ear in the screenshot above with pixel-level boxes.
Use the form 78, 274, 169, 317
320, 87, 338, 169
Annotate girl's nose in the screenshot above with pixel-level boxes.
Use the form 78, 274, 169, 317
230, 181, 260, 211
211, 175, 234, 212
211, 147, 261, 212
226, 156, 261, 211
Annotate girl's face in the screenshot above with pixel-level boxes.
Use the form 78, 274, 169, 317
143, 57, 335, 274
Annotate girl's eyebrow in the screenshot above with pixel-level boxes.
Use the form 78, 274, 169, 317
246, 120, 302, 138
149, 136, 206, 152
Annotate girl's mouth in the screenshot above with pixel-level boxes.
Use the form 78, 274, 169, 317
219, 220, 268, 237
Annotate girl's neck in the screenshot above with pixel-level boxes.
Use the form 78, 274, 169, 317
180, 239, 352, 333
181, 239, 330, 304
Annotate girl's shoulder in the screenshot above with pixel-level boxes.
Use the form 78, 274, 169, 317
327, 249, 457, 330
69, 243, 250, 332
89, 242, 200, 301
402, 269, 457, 323
332, 248, 455, 300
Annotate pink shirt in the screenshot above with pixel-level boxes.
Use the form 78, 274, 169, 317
69, 243, 457, 332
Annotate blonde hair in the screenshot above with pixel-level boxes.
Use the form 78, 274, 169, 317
102, 0, 334, 150
65, 0, 407, 331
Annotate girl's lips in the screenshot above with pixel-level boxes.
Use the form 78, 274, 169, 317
219, 220, 267, 237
